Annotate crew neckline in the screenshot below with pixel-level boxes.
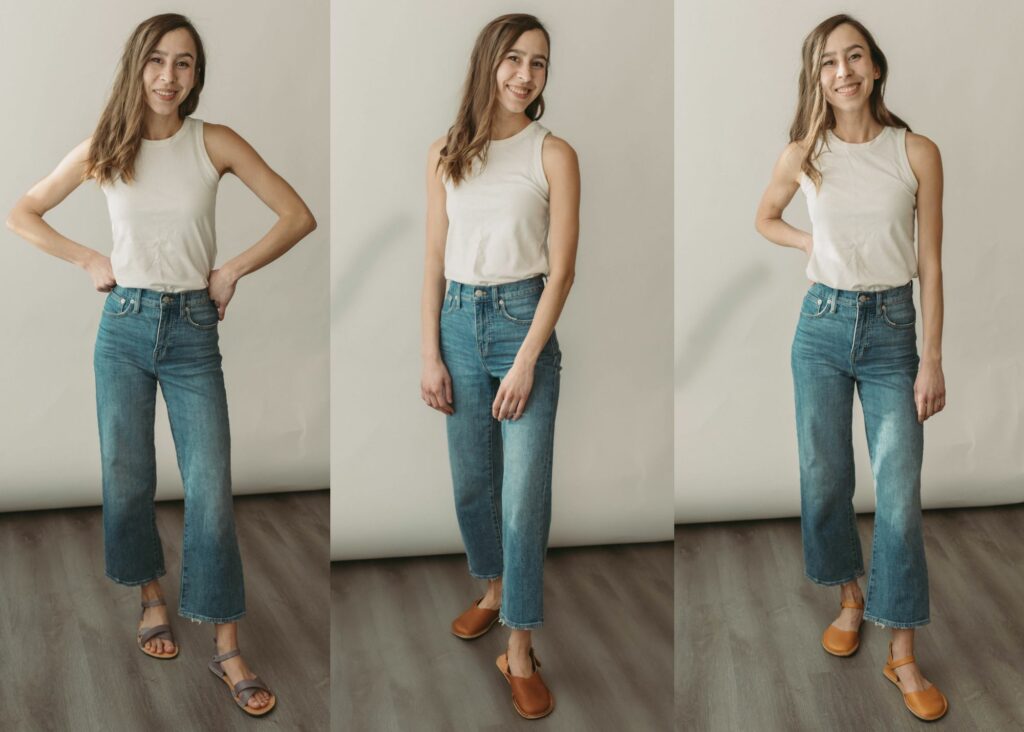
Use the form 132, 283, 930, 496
826, 125, 890, 149
142, 117, 190, 147
490, 120, 535, 145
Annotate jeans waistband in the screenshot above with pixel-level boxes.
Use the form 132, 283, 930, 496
808, 281, 913, 314
448, 276, 545, 302
111, 285, 212, 314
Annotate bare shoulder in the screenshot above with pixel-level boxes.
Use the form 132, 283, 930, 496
428, 134, 447, 164
776, 140, 807, 181
201, 121, 249, 151
905, 131, 941, 162
542, 134, 578, 164
905, 131, 942, 184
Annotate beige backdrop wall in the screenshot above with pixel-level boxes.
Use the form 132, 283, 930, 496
0, 1, 329, 511
332, 0, 674, 560
675, 0, 1024, 522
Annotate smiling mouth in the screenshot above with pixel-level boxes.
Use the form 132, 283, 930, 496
834, 82, 861, 96
153, 89, 178, 101
506, 84, 532, 100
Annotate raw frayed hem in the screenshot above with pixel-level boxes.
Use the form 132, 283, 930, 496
469, 570, 502, 581
804, 569, 865, 587
106, 568, 167, 587
499, 614, 543, 631
863, 613, 930, 630
178, 609, 246, 624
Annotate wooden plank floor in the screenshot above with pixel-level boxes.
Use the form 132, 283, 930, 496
675, 504, 1024, 731
0, 490, 329, 731
332, 542, 673, 730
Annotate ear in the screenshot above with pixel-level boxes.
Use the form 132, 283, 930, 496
874, 65, 881, 80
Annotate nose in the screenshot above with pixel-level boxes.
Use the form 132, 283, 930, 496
836, 57, 851, 78
159, 63, 177, 84
516, 63, 533, 82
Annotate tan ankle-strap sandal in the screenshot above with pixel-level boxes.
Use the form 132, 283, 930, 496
883, 642, 948, 721
821, 598, 864, 657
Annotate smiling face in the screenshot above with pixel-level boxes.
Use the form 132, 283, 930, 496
494, 29, 548, 116
819, 23, 880, 114
141, 28, 198, 117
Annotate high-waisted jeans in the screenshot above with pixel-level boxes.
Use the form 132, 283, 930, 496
440, 277, 561, 630
94, 285, 244, 623
791, 281, 927, 628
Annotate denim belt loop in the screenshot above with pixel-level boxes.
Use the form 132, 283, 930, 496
131, 288, 142, 313
829, 286, 839, 314
454, 281, 463, 309
179, 292, 188, 317
489, 284, 500, 308
876, 290, 885, 315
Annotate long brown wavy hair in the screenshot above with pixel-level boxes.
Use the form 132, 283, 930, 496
85, 14, 206, 185
439, 14, 550, 185
790, 14, 908, 188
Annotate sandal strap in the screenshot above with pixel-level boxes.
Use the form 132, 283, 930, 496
139, 624, 173, 645
212, 648, 242, 663
234, 677, 271, 705
889, 654, 916, 670
141, 597, 167, 609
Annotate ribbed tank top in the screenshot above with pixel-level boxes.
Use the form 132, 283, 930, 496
443, 121, 551, 285
800, 126, 919, 292
102, 116, 220, 292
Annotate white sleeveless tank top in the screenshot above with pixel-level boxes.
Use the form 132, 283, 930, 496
102, 116, 220, 292
443, 121, 551, 285
800, 126, 919, 292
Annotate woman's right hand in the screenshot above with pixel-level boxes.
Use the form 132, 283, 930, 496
421, 358, 454, 415
84, 251, 116, 292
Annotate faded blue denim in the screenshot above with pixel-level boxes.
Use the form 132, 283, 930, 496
792, 281, 928, 629
94, 285, 244, 623
440, 277, 561, 630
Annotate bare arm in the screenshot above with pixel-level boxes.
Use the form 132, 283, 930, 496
755, 141, 813, 253
6, 138, 116, 291
203, 123, 317, 318
420, 137, 454, 415
907, 132, 945, 422
493, 135, 580, 421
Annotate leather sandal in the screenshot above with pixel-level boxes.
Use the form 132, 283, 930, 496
209, 643, 277, 716
821, 598, 864, 657
451, 597, 500, 640
137, 597, 178, 660
496, 648, 554, 720
883, 643, 948, 722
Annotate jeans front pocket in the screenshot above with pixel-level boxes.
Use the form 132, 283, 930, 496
498, 294, 539, 324
800, 291, 829, 319
102, 291, 132, 318
184, 302, 219, 331
881, 301, 916, 329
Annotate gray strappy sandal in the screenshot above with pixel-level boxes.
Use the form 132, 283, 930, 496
209, 644, 277, 716
137, 597, 178, 660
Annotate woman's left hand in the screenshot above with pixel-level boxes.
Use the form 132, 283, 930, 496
207, 268, 238, 320
493, 360, 535, 421
914, 359, 946, 423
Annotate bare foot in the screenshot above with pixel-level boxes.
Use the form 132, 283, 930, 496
217, 651, 273, 711
477, 578, 502, 611
507, 629, 535, 678
891, 631, 933, 694
831, 581, 864, 632
139, 582, 176, 656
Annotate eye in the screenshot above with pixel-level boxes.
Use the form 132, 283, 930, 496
176, 61, 191, 69
822, 59, 835, 66
506, 54, 520, 63
149, 56, 163, 64
849, 52, 862, 61
532, 60, 546, 69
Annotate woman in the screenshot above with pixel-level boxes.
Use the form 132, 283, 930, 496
419, 13, 580, 721
7, 14, 315, 716
755, 14, 947, 722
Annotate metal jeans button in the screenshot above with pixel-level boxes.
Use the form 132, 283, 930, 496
162, 295, 172, 304
475, 289, 486, 297
858, 295, 869, 302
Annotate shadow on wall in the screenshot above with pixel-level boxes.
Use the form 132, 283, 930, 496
675, 263, 773, 387
331, 215, 414, 321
